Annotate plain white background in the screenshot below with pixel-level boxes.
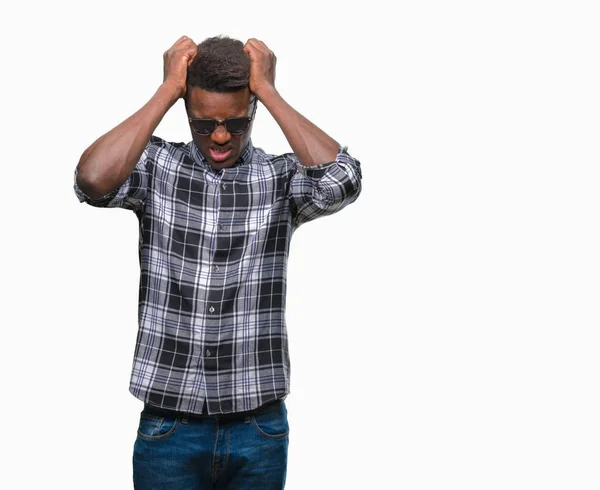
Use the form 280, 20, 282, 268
2, 0, 600, 488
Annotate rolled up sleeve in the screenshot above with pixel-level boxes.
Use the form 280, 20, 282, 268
73, 143, 151, 213
288, 146, 362, 227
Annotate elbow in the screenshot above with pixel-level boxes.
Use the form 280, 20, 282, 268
76, 166, 111, 201
76, 150, 121, 200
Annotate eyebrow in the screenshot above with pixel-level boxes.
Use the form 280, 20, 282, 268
189, 112, 249, 121
190, 100, 256, 120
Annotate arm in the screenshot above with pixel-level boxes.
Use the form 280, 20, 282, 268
244, 39, 362, 226
76, 36, 197, 200
244, 39, 339, 167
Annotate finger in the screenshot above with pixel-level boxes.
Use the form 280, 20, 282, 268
175, 35, 190, 45
246, 42, 268, 59
243, 43, 257, 58
168, 36, 190, 52
251, 39, 270, 53
185, 43, 198, 54
172, 46, 197, 59
187, 49, 198, 66
246, 38, 263, 50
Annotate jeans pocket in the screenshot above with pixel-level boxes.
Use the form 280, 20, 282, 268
137, 412, 179, 442
250, 401, 289, 440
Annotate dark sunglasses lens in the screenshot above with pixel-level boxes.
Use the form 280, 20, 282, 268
191, 120, 216, 135
226, 118, 250, 134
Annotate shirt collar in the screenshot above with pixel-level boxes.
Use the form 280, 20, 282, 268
191, 140, 254, 171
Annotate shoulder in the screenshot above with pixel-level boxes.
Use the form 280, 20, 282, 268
251, 146, 299, 174
146, 135, 189, 154
143, 136, 196, 171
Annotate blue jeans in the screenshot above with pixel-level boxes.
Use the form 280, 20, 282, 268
133, 399, 289, 489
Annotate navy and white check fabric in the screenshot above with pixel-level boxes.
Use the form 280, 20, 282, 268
74, 136, 362, 414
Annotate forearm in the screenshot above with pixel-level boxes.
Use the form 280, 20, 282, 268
76, 82, 179, 199
258, 87, 340, 167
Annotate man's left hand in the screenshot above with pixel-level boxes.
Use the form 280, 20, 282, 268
244, 38, 277, 100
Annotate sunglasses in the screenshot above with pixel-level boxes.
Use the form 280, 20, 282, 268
188, 97, 257, 135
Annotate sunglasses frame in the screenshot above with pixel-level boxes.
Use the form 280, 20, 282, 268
188, 97, 258, 136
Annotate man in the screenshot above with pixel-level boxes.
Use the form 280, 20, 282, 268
74, 35, 361, 489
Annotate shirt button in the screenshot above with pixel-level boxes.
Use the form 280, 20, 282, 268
213, 265, 220, 272
209, 306, 215, 313
222, 183, 227, 190
219, 224, 226, 231
206, 349, 211, 357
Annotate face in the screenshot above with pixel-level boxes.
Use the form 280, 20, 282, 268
186, 86, 254, 170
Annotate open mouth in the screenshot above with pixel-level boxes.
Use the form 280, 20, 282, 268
209, 147, 233, 162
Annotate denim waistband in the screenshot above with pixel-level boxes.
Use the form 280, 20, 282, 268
142, 397, 283, 421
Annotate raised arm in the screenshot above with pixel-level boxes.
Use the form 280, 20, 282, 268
76, 36, 197, 200
244, 39, 361, 227
243, 39, 340, 167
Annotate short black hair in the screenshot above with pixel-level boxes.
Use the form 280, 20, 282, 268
187, 36, 250, 92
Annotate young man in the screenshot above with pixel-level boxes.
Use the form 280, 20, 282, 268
74, 35, 362, 489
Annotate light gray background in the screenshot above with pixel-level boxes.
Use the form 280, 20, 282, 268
2, 0, 599, 488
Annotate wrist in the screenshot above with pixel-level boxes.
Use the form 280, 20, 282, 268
254, 84, 280, 105
157, 81, 183, 105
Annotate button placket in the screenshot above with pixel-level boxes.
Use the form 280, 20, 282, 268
217, 172, 232, 233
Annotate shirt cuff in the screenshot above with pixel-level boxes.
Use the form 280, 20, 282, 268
296, 146, 351, 178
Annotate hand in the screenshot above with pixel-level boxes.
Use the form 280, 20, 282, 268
162, 35, 197, 99
244, 38, 277, 99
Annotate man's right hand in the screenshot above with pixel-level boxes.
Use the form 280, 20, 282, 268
76, 36, 197, 200
163, 36, 197, 99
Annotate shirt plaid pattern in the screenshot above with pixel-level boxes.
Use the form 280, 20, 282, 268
74, 136, 362, 414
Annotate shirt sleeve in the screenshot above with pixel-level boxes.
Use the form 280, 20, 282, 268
73, 142, 151, 213
288, 146, 362, 227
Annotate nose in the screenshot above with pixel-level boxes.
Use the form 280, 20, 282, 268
211, 123, 231, 145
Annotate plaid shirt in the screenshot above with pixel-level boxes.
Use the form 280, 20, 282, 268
74, 136, 362, 414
